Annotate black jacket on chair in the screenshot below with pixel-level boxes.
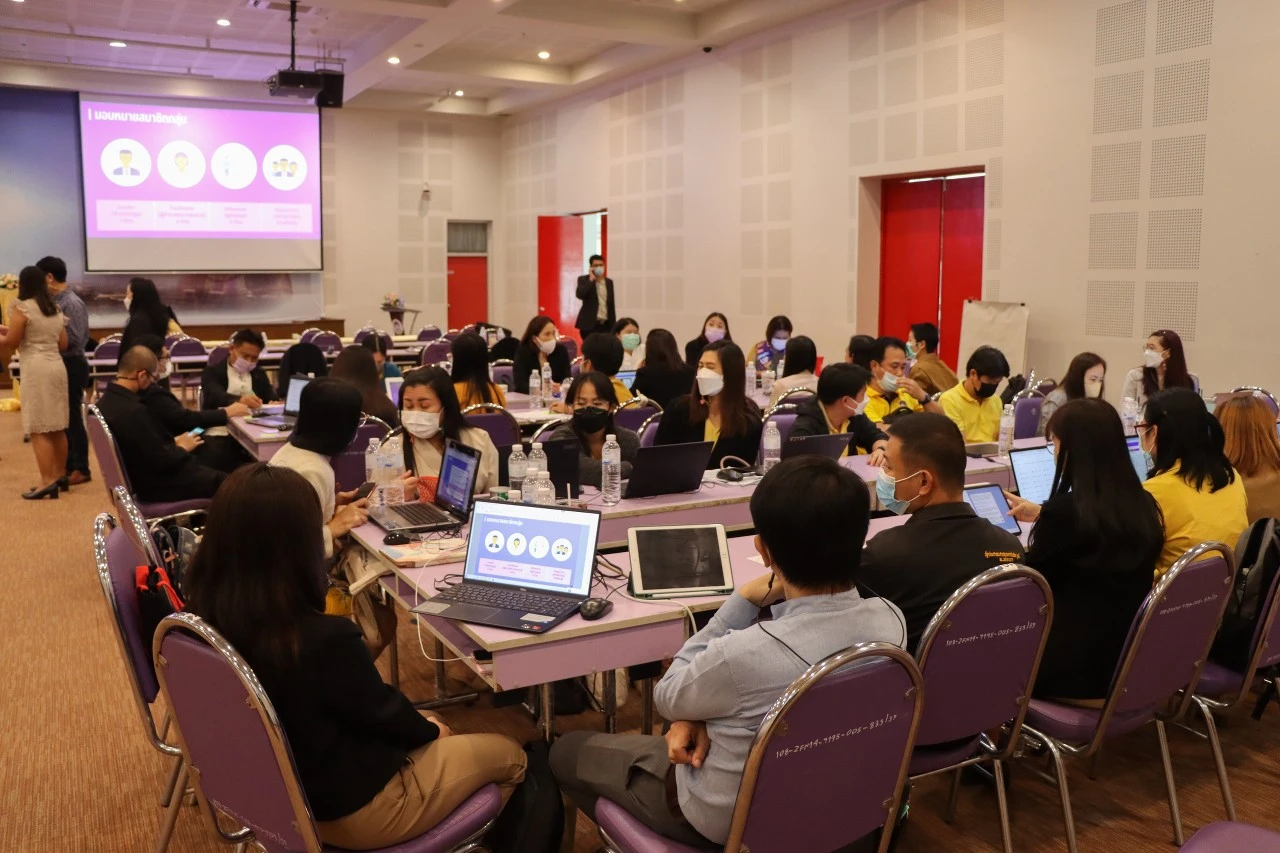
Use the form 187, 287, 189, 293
654, 395, 763, 470
200, 361, 279, 410
276, 343, 328, 396
575, 275, 616, 335
512, 344, 571, 394
96, 383, 226, 503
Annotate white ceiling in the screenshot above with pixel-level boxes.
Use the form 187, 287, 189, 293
0, 0, 862, 115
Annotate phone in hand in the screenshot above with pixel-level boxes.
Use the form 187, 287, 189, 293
187, 427, 205, 437
353, 481, 376, 501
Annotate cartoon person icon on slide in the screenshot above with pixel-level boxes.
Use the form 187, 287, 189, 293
101, 138, 151, 187
485, 530, 505, 553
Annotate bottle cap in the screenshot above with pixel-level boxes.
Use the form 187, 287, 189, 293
532, 442, 543, 449
606, 434, 616, 442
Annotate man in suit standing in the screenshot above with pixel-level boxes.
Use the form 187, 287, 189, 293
575, 254, 615, 338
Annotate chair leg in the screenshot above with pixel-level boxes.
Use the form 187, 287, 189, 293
1195, 698, 1237, 820
154, 760, 187, 853
1087, 748, 1103, 780
944, 767, 962, 822
1043, 737, 1078, 853
160, 753, 184, 808
993, 759, 1013, 853
1155, 719, 1185, 846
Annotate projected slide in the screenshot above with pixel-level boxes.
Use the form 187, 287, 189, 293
80, 97, 322, 273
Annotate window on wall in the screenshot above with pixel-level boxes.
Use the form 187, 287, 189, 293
447, 221, 489, 254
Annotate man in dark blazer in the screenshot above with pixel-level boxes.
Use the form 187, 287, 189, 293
97, 346, 227, 503
200, 328, 279, 410
575, 254, 616, 338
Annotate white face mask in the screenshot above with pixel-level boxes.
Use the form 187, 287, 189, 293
1084, 379, 1104, 398
123, 295, 132, 311
157, 359, 172, 380
592, 265, 604, 277
538, 338, 557, 355
696, 367, 725, 398
879, 370, 900, 393
852, 395, 869, 416
1143, 349, 1164, 369
401, 410, 440, 440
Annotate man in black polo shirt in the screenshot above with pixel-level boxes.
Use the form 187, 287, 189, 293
789, 363, 889, 464
858, 412, 1023, 651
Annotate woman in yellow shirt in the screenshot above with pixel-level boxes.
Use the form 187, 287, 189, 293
1138, 388, 1248, 576
450, 331, 508, 409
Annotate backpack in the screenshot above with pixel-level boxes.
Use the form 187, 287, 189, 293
487, 739, 564, 853
136, 564, 183, 644
151, 522, 200, 596
1211, 518, 1280, 672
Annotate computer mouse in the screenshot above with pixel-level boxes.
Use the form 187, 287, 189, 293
383, 532, 412, 546
579, 598, 614, 621
716, 468, 745, 482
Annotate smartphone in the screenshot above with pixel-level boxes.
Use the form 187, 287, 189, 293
353, 481, 377, 501
187, 427, 205, 437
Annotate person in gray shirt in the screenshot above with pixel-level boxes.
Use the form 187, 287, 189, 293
550, 456, 906, 846
37, 256, 92, 485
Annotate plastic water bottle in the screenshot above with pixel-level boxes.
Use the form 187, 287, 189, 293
745, 361, 756, 392
1121, 397, 1139, 434
381, 435, 405, 505
761, 369, 775, 396
529, 371, 543, 408
998, 404, 1015, 455
602, 433, 622, 505
364, 439, 383, 508
535, 471, 555, 505
521, 471, 540, 504
761, 421, 781, 473
560, 378, 573, 401
508, 444, 528, 494
528, 441, 547, 476
541, 363, 553, 403
777, 357, 786, 379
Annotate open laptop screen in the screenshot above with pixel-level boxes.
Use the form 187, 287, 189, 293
1126, 435, 1149, 482
464, 501, 600, 596
616, 370, 637, 390
284, 375, 311, 415
437, 441, 480, 516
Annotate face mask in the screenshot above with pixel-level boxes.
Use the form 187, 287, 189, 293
852, 396, 869, 417
905, 341, 917, 358
231, 356, 255, 374
572, 406, 611, 434
538, 338, 557, 355
1084, 379, 1103, 398
703, 326, 726, 343
876, 469, 923, 515
696, 367, 725, 398
592, 265, 605, 277
157, 359, 172, 380
1143, 349, 1164, 369
123, 296, 132, 311
401, 410, 440, 440
976, 381, 1000, 399
1138, 428, 1155, 472
621, 333, 641, 352
879, 370, 899, 393
771, 336, 788, 352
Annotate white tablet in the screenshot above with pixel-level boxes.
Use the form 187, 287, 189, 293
627, 524, 735, 599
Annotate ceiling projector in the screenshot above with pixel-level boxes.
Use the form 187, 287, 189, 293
268, 69, 324, 99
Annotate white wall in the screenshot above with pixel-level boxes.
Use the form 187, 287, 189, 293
486, 0, 1276, 399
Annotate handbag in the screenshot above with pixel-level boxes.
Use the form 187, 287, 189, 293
136, 564, 183, 643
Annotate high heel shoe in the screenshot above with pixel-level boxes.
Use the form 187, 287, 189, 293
22, 482, 60, 500
57, 476, 70, 492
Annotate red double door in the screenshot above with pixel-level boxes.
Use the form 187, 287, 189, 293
878, 176, 984, 369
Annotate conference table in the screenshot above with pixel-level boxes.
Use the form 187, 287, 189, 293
227, 413, 291, 461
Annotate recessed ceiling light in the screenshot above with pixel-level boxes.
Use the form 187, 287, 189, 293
109, 41, 127, 47
216, 18, 230, 26
537, 51, 550, 60
387, 56, 401, 65
454, 90, 464, 97
12, 1, 25, 5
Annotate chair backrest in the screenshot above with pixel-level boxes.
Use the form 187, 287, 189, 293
417, 324, 443, 341
208, 344, 231, 366
87, 405, 134, 495
761, 406, 799, 454
167, 335, 207, 358
1231, 386, 1280, 416
101, 332, 123, 343
310, 331, 342, 354
443, 329, 461, 342
420, 340, 452, 366
352, 326, 377, 344
331, 417, 391, 493
298, 327, 323, 344
1092, 542, 1234, 749
615, 404, 659, 433
778, 387, 816, 404
94, 513, 162, 706
531, 418, 564, 443
638, 412, 661, 447
1035, 379, 1057, 396
1238, 549, 1280, 676
570, 356, 583, 378
95, 339, 121, 363
560, 336, 579, 362
463, 405, 522, 449
491, 364, 514, 387
724, 644, 924, 853
154, 613, 324, 853
1013, 395, 1043, 439
914, 566, 1053, 749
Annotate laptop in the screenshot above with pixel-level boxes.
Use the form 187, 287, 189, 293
624, 441, 714, 499
249, 375, 310, 428
498, 439, 581, 499
962, 484, 1022, 535
1009, 445, 1056, 505
411, 499, 602, 633
385, 376, 404, 407
781, 433, 853, 460
616, 370, 637, 391
371, 439, 482, 533
1126, 435, 1149, 481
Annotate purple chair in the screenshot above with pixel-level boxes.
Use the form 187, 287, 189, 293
463, 404, 522, 450
1012, 391, 1044, 440
420, 341, 452, 366
638, 412, 661, 448
153, 612, 502, 853
311, 331, 343, 354
1230, 386, 1280, 417
93, 511, 186, 852
758, 406, 799, 463
910, 565, 1053, 852
570, 356, 584, 378
353, 325, 378, 344
208, 344, 231, 366
87, 406, 211, 520
491, 362, 514, 389
299, 327, 323, 344
1018, 542, 1235, 851
1181, 821, 1280, 851
167, 335, 207, 402
417, 325, 443, 342
776, 387, 815, 405
615, 399, 660, 433
332, 416, 391, 493
92, 339, 122, 397
594, 643, 924, 853
1186, 541, 1280, 821
560, 336, 579, 362
443, 329, 462, 343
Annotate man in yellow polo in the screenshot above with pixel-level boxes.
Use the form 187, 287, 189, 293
939, 345, 1011, 442
863, 336, 944, 425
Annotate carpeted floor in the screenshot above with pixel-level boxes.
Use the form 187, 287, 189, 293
2, 408, 1279, 852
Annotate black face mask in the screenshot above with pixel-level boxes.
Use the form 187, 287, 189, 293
572, 406, 611, 434
976, 381, 1000, 399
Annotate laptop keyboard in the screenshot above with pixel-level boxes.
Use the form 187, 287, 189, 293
389, 502, 452, 527
437, 584, 580, 617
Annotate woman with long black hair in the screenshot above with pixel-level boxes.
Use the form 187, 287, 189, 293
120, 277, 180, 354
656, 340, 762, 469
1120, 329, 1199, 407
451, 331, 507, 408
398, 367, 498, 494
549, 372, 640, 488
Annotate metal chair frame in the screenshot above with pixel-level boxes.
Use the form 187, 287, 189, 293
761, 401, 799, 421
461, 403, 522, 447
531, 418, 565, 443
1230, 386, 1279, 413
617, 395, 663, 413
777, 387, 816, 404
